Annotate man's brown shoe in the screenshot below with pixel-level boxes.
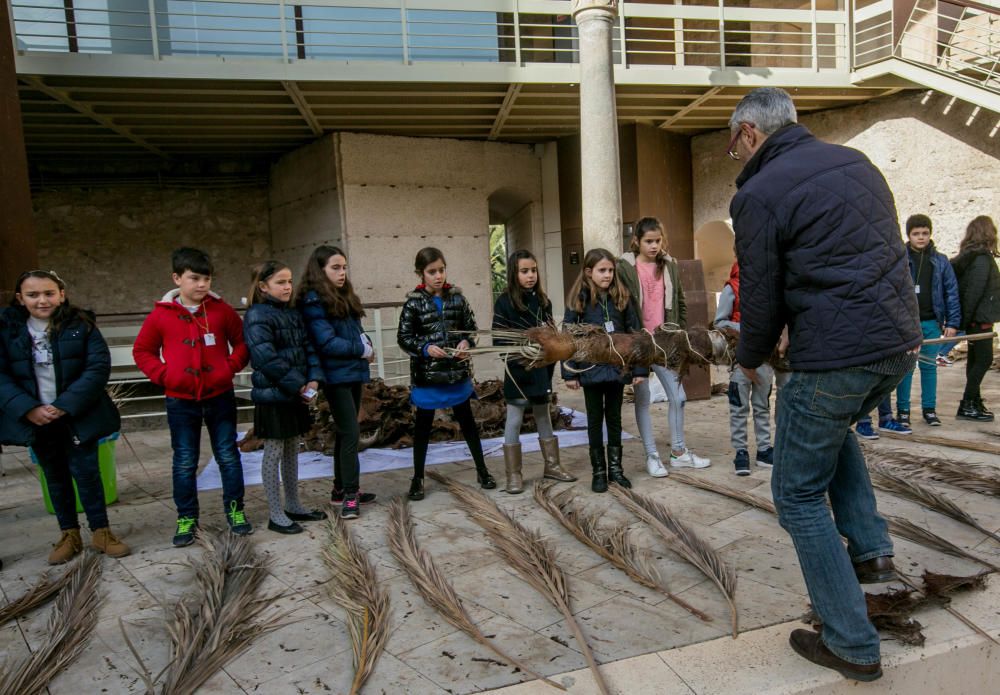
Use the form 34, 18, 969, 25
853, 556, 896, 584
48, 529, 83, 565
789, 630, 882, 682
91, 527, 131, 558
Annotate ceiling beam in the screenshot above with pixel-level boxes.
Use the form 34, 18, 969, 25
20, 76, 167, 158
659, 86, 723, 129
281, 80, 323, 136
488, 83, 523, 141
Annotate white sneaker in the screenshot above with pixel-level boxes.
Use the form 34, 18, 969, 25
670, 449, 711, 469
646, 454, 669, 478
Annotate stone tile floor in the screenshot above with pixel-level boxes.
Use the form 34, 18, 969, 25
0, 365, 997, 694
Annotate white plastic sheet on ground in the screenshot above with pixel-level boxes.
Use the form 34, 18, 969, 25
196, 407, 633, 491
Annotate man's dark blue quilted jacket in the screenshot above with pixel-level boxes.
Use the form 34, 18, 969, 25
730, 124, 921, 370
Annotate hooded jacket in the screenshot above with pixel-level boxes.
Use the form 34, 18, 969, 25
952, 250, 1000, 326
133, 289, 249, 400
730, 123, 921, 370
0, 306, 119, 446
244, 296, 324, 404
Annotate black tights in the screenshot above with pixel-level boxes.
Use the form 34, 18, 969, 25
583, 382, 624, 449
412, 398, 486, 479
323, 383, 362, 494
963, 325, 994, 401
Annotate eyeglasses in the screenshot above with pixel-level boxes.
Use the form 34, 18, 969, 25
726, 122, 755, 161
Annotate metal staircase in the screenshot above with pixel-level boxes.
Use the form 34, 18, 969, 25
852, 0, 1000, 114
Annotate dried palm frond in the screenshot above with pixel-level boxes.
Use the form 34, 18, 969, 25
668, 472, 777, 515
387, 499, 564, 691
870, 466, 1000, 544
868, 449, 1000, 497
534, 482, 711, 622
610, 485, 739, 638
0, 552, 102, 694
668, 471, 1000, 573
804, 588, 927, 646
885, 516, 1000, 572
920, 570, 991, 599
141, 531, 291, 695
427, 471, 611, 695
877, 431, 1000, 456
0, 569, 72, 625
322, 515, 391, 695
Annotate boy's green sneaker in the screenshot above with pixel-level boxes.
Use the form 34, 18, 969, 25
173, 516, 199, 547
226, 501, 253, 536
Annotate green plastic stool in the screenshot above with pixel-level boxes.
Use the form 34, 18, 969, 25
31, 433, 120, 514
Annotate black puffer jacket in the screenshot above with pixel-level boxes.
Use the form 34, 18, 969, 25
397, 286, 478, 387
492, 290, 554, 404
561, 288, 648, 386
952, 250, 1000, 326
730, 124, 921, 370
243, 297, 323, 404
0, 306, 119, 446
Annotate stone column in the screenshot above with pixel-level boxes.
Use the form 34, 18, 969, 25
0, 0, 38, 304
572, 0, 623, 255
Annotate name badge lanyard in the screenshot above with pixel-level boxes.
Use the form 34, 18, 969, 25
193, 306, 216, 346
601, 297, 615, 333
913, 250, 926, 295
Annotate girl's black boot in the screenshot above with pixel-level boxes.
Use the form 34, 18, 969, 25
590, 446, 608, 493
408, 477, 425, 501
606, 445, 632, 489
476, 465, 497, 489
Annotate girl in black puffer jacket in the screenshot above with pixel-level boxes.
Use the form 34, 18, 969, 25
397, 247, 495, 500
0, 271, 128, 564
244, 261, 326, 533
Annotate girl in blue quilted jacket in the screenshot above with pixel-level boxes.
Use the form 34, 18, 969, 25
244, 261, 326, 531
297, 246, 376, 519
0, 271, 129, 563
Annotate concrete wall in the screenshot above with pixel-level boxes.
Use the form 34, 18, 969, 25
692, 90, 1000, 258
34, 185, 270, 314
335, 132, 544, 330
269, 136, 343, 278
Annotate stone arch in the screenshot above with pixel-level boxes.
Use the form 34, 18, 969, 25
694, 220, 736, 293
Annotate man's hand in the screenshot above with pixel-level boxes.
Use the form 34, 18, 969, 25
943, 327, 957, 338
739, 365, 760, 384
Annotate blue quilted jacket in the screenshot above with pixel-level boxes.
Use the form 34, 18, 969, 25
730, 124, 921, 370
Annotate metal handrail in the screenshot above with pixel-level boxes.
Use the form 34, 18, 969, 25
11, 0, 850, 72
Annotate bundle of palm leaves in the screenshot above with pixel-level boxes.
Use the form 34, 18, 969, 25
868, 449, 1000, 498
0, 568, 73, 626
0, 552, 102, 694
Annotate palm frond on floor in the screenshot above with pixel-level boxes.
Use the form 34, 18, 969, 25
0, 552, 102, 694
668, 472, 777, 514
322, 514, 391, 695
0, 568, 72, 626
609, 485, 739, 638
878, 431, 1000, 456
427, 471, 611, 695
867, 449, 1000, 497
870, 466, 1000, 544
142, 531, 291, 695
534, 481, 711, 622
387, 498, 564, 691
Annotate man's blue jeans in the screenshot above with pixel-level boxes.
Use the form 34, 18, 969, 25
773, 367, 904, 666
165, 390, 245, 518
896, 320, 941, 411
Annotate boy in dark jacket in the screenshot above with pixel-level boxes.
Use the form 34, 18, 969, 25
133, 248, 251, 546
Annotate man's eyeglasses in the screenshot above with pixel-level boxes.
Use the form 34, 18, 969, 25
727, 122, 755, 161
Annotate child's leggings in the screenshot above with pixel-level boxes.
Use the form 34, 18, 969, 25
504, 404, 554, 445
634, 365, 686, 454
323, 383, 362, 494
583, 382, 624, 449
261, 437, 310, 525
412, 398, 486, 479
